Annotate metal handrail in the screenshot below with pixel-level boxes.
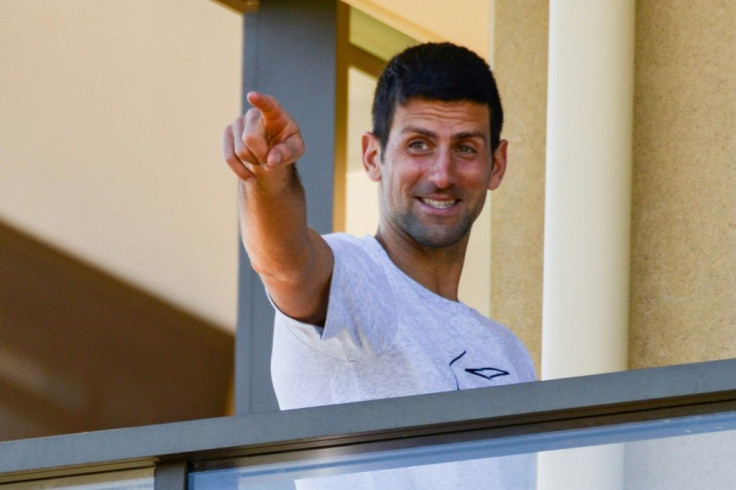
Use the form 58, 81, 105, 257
1, 358, 735, 485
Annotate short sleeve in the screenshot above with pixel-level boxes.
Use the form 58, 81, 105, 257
274, 234, 398, 361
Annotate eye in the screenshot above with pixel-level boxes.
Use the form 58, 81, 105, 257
408, 140, 429, 151
456, 144, 477, 154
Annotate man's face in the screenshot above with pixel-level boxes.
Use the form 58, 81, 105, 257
362, 98, 507, 249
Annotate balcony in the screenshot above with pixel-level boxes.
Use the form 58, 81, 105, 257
1, 358, 734, 489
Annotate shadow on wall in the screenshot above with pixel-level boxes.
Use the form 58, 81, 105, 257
0, 221, 234, 441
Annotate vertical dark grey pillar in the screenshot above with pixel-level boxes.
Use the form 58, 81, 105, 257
236, 0, 337, 415
154, 461, 187, 490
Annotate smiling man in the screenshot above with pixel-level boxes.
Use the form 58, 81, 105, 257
223, 42, 535, 488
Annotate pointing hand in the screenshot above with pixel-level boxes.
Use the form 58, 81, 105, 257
222, 92, 305, 182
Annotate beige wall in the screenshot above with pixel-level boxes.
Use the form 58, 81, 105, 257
629, 0, 736, 368
0, 0, 242, 330
491, 0, 549, 371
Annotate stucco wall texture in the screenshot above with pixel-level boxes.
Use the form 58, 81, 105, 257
629, 0, 736, 369
491, 0, 735, 374
492, 0, 548, 375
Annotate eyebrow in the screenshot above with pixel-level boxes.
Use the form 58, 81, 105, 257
401, 126, 488, 142
454, 130, 488, 142
401, 126, 436, 138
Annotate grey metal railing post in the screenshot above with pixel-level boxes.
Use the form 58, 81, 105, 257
236, 0, 338, 416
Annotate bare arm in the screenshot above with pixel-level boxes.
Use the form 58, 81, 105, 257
222, 92, 333, 325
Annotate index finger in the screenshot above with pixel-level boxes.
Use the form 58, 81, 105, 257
246, 91, 288, 126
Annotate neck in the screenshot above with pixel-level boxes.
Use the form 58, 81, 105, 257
374, 228, 468, 301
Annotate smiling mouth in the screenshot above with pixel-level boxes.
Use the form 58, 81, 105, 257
420, 197, 457, 209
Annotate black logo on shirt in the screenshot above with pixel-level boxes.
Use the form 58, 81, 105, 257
449, 350, 510, 390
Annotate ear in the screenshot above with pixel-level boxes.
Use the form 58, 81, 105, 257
362, 132, 382, 182
488, 139, 508, 191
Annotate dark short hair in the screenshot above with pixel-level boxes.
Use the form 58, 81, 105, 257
372, 42, 504, 152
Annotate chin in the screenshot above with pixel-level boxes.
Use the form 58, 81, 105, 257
391, 210, 475, 249
407, 226, 470, 249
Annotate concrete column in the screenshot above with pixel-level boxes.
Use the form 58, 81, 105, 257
539, 1, 635, 489
541, 0, 634, 380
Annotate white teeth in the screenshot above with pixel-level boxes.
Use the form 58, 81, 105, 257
421, 198, 455, 209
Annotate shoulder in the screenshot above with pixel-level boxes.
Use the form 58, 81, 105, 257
324, 232, 374, 252
323, 233, 393, 303
323, 233, 388, 271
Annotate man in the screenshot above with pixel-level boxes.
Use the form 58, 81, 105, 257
223, 42, 535, 488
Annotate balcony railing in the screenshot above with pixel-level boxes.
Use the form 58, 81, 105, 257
1, 358, 735, 489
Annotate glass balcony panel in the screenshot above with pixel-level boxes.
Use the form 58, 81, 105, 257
1, 467, 154, 489
190, 411, 736, 490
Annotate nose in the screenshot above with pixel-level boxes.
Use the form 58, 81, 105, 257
427, 148, 453, 189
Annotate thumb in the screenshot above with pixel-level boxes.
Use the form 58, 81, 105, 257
267, 132, 305, 167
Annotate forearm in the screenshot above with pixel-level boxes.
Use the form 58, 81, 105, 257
238, 165, 332, 323
238, 164, 309, 279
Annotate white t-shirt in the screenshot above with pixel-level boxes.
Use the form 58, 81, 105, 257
270, 233, 536, 489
